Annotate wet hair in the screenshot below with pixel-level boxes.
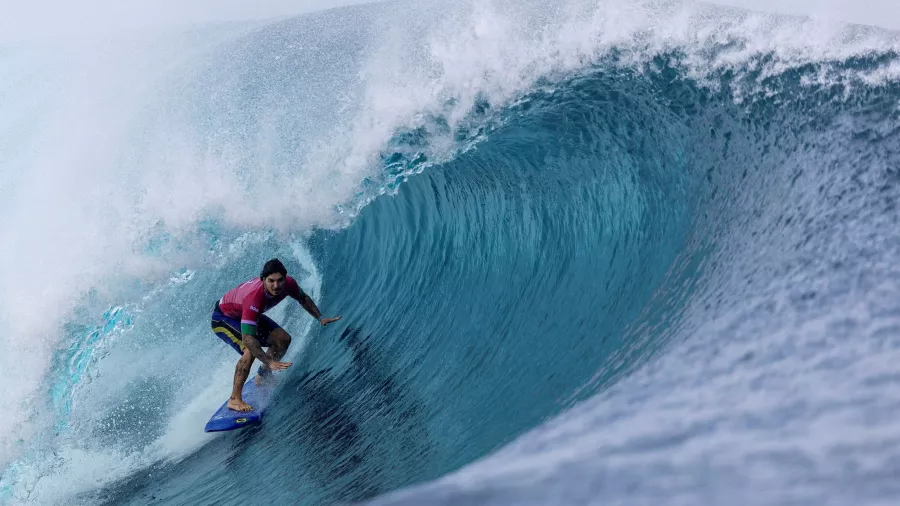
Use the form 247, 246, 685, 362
260, 258, 288, 280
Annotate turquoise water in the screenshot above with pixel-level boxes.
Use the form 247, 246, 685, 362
2, 2, 900, 505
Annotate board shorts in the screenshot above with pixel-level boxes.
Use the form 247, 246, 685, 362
211, 301, 281, 355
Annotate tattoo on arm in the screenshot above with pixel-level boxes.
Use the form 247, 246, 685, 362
242, 334, 269, 364
299, 293, 323, 320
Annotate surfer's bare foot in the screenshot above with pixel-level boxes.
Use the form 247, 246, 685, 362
227, 398, 253, 412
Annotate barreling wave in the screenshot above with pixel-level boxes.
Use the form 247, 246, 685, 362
2, 1, 900, 505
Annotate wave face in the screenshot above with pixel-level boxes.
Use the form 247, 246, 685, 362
2, 1, 900, 505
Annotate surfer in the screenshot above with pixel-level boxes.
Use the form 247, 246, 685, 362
211, 258, 341, 412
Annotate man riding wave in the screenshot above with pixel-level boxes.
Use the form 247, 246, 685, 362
211, 258, 341, 412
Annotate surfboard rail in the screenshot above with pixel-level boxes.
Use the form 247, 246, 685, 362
204, 375, 275, 432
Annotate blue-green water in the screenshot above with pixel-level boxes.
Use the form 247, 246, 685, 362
2, 2, 900, 505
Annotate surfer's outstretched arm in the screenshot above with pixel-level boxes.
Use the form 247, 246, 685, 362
297, 292, 342, 326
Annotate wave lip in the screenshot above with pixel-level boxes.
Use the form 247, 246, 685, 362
83, 53, 700, 506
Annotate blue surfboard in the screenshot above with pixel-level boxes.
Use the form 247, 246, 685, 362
204, 375, 275, 432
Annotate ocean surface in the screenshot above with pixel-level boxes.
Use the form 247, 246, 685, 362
1, 1, 899, 505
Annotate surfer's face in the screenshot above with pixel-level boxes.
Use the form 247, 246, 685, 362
264, 273, 285, 297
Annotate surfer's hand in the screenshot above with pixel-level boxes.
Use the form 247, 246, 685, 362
266, 360, 292, 370
319, 315, 342, 326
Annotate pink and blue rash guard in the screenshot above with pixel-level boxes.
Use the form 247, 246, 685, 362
218, 276, 305, 335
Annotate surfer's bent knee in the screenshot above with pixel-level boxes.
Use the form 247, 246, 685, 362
274, 328, 291, 345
